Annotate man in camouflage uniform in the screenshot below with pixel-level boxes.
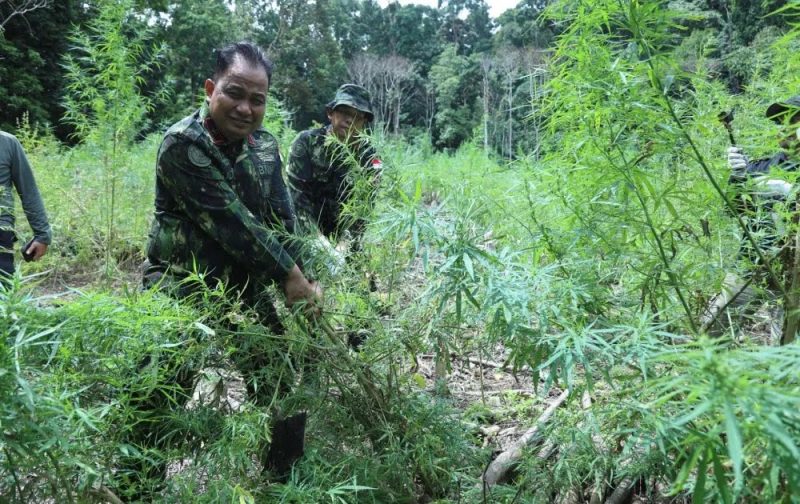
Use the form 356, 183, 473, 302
287, 84, 382, 268
133, 42, 320, 494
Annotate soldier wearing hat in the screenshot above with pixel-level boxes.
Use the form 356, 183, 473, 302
702, 96, 800, 337
287, 83, 383, 280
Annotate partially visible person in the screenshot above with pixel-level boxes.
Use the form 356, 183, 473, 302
131, 41, 320, 497
702, 96, 800, 339
286, 84, 382, 275
0, 131, 51, 278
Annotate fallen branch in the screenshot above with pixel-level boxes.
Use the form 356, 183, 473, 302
604, 476, 636, 504
87, 485, 124, 504
481, 389, 570, 489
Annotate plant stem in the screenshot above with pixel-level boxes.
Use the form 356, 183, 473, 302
639, 36, 787, 301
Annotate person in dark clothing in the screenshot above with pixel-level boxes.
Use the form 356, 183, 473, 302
287, 84, 381, 241
0, 131, 51, 277
702, 96, 800, 338
130, 42, 320, 498
286, 84, 382, 280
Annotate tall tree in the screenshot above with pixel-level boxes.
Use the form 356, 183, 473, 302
0, 0, 51, 32
376, 3, 442, 76
0, 0, 89, 137
158, 0, 240, 121
437, 0, 493, 55
253, 0, 347, 129
494, 0, 556, 49
429, 44, 480, 149
348, 53, 417, 133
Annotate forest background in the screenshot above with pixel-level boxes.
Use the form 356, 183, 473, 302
1, 0, 792, 156
3, 0, 800, 503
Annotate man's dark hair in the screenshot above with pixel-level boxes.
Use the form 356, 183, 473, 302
213, 41, 273, 82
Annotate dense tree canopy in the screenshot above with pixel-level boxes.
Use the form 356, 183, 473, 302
0, 0, 794, 154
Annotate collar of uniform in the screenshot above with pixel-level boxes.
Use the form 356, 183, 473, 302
200, 102, 256, 147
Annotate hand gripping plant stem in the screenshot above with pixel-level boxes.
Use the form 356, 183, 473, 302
637, 43, 788, 304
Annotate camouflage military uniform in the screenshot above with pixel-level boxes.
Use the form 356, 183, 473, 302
131, 105, 304, 492
287, 126, 381, 240
145, 103, 299, 293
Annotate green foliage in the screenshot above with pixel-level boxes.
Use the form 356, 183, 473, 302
7, 0, 800, 503
0, 278, 214, 502
252, 0, 349, 129
430, 45, 481, 150
0, 0, 89, 135
494, 0, 557, 49
61, 0, 163, 279
156, 0, 240, 122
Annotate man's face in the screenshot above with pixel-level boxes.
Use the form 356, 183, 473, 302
327, 105, 368, 143
204, 56, 269, 142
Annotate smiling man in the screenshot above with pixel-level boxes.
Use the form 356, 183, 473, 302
145, 42, 320, 308
135, 42, 319, 495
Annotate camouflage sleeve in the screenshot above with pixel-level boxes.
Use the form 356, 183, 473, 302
286, 133, 318, 234
158, 136, 295, 280
262, 148, 295, 232
267, 150, 305, 264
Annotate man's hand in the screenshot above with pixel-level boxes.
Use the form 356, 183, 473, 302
24, 240, 48, 261
727, 146, 748, 178
283, 264, 323, 316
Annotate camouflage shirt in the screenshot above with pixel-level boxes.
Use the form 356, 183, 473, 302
145, 106, 298, 289
286, 125, 381, 238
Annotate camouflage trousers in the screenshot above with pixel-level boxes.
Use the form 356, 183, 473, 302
0, 230, 15, 278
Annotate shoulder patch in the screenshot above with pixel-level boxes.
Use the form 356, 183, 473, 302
188, 144, 212, 167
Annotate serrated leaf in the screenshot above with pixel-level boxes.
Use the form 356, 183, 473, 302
464, 288, 480, 309
692, 448, 708, 503
673, 446, 700, 491
712, 451, 733, 504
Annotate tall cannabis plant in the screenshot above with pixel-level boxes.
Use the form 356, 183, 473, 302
526, 0, 800, 500
62, 0, 162, 279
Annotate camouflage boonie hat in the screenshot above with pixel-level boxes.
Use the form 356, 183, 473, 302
327, 84, 374, 122
766, 95, 800, 124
